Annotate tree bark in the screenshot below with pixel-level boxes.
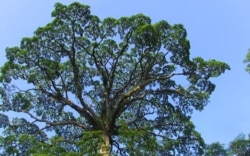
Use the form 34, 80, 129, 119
99, 133, 110, 156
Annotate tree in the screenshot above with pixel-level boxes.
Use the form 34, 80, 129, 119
205, 142, 228, 156
229, 134, 250, 156
244, 49, 250, 72
0, 2, 230, 155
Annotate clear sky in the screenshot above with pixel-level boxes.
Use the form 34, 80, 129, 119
1, 0, 250, 146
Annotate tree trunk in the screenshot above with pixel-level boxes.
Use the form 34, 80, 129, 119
99, 133, 110, 156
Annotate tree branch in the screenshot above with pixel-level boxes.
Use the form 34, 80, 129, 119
24, 110, 91, 130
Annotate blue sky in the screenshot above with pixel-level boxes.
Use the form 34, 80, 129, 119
1, 0, 250, 146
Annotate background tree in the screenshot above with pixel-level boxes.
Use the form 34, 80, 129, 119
229, 133, 250, 156
244, 49, 250, 72
0, 2, 229, 155
204, 142, 228, 156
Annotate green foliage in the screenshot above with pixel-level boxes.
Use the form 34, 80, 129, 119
28, 136, 68, 155
244, 49, 250, 72
205, 133, 250, 156
229, 133, 250, 156
117, 120, 159, 155
205, 142, 228, 156
0, 134, 37, 155
0, 2, 229, 155
76, 130, 103, 155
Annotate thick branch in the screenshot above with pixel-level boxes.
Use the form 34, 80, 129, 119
35, 84, 99, 128
24, 110, 91, 130
111, 72, 185, 121
64, 41, 101, 128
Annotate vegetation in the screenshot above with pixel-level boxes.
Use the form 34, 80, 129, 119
202, 50, 250, 156
0, 2, 229, 155
204, 142, 228, 156
203, 133, 250, 156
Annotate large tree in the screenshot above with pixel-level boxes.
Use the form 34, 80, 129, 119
0, 2, 229, 155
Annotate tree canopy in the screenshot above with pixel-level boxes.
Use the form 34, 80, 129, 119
203, 133, 250, 156
204, 142, 228, 156
229, 133, 250, 156
0, 2, 230, 155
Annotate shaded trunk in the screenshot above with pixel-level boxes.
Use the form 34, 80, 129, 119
99, 133, 110, 156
